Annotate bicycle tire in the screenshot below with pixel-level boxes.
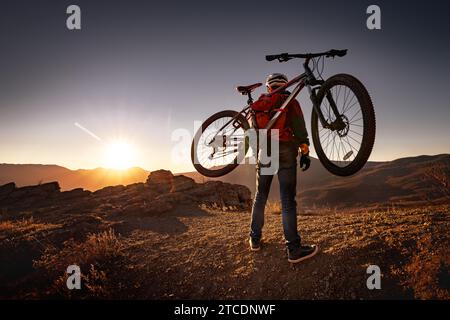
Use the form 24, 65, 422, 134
191, 110, 250, 177
311, 74, 376, 176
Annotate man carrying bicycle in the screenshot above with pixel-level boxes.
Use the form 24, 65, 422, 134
191, 49, 375, 262
249, 73, 319, 264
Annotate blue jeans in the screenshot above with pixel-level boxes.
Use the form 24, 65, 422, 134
250, 142, 301, 252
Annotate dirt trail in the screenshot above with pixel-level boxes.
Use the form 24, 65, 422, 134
1, 198, 448, 299
119, 204, 449, 299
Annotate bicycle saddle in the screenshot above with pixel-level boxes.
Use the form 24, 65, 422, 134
236, 83, 262, 95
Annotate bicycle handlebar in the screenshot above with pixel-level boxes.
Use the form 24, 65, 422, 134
265, 49, 347, 62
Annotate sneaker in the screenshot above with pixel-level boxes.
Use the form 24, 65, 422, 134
287, 244, 319, 263
249, 238, 261, 251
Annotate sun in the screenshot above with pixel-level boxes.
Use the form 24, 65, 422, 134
103, 139, 137, 170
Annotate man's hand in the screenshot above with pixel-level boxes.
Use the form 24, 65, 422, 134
300, 153, 311, 171
299, 143, 309, 155
299, 143, 311, 171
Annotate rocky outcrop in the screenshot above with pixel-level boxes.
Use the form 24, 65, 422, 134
1, 181, 60, 203
146, 169, 173, 193
0, 170, 252, 216
59, 188, 92, 201
171, 175, 196, 192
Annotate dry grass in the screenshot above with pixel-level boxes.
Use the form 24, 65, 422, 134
0, 217, 61, 244
33, 229, 130, 298
399, 235, 449, 299
265, 200, 282, 215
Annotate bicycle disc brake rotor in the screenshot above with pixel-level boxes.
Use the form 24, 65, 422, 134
204, 133, 227, 160
336, 114, 350, 138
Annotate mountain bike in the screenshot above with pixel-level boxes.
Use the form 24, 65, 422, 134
191, 49, 376, 177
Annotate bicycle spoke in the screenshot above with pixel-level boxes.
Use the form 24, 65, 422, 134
348, 109, 362, 122
196, 116, 245, 169
350, 117, 363, 124
347, 133, 362, 146
342, 92, 356, 114
323, 130, 334, 152
349, 129, 363, 136
344, 136, 357, 153
341, 86, 351, 114
317, 82, 366, 168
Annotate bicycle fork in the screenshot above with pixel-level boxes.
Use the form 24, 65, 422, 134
308, 84, 346, 131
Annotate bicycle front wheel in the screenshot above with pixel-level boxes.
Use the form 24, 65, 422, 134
191, 110, 250, 177
311, 74, 376, 176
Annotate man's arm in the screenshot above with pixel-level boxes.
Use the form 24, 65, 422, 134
289, 100, 309, 148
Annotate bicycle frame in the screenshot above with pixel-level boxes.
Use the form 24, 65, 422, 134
212, 59, 344, 143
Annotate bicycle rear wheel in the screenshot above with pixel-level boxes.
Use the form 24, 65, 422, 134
311, 74, 376, 176
191, 110, 250, 177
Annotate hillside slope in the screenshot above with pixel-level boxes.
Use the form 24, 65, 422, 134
0, 170, 448, 299
184, 154, 450, 207
1, 154, 449, 207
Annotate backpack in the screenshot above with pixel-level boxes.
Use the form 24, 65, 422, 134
251, 92, 293, 141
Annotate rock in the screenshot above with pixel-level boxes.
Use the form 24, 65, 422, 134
37, 182, 60, 193
59, 188, 91, 200
234, 184, 252, 205
8, 182, 60, 200
125, 182, 146, 192
1, 168, 252, 219
188, 181, 252, 209
149, 198, 174, 213
171, 175, 196, 192
122, 197, 174, 215
122, 202, 148, 215
155, 192, 195, 205
146, 170, 174, 193
93, 185, 126, 197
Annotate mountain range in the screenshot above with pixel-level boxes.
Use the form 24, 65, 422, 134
1, 153, 449, 207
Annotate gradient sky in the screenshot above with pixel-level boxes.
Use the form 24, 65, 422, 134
0, 0, 449, 172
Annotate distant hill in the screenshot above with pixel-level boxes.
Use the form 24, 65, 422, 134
183, 154, 450, 207
1, 154, 449, 207
0, 164, 149, 191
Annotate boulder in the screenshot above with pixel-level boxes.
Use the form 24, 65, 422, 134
171, 175, 196, 192
148, 198, 174, 213
37, 182, 60, 193
234, 184, 252, 204
146, 170, 174, 193
155, 192, 195, 205
188, 181, 252, 209
122, 198, 173, 215
59, 188, 91, 200
93, 185, 126, 197
125, 182, 146, 192
8, 182, 60, 200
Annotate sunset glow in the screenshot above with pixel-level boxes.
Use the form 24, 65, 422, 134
103, 140, 137, 170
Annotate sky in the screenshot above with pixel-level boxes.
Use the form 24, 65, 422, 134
0, 0, 449, 172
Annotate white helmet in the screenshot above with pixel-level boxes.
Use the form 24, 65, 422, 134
265, 73, 288, 89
